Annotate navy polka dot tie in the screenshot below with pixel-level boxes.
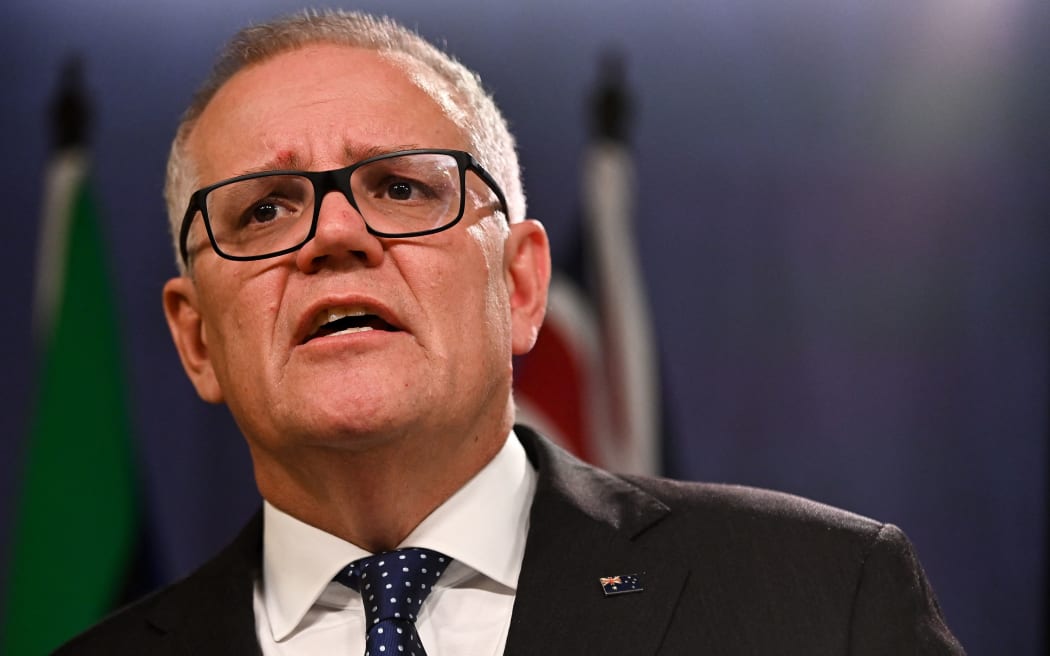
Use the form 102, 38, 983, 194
334, 547, 451, 656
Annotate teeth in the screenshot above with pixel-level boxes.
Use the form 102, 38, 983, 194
330, 324, 373, 336
311, 307, 367, 335
326, 308, 367, 324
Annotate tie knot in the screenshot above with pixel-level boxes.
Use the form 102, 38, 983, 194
335, 547, 451, 626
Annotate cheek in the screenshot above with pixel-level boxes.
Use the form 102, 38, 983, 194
404, 226, 508, 357
465, 218, 506, 281
466, 222, 512, 339
197, 267, 284, 375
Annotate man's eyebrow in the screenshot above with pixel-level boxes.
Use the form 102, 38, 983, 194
235, 144, 424, 177
345, 144, 421, 163
238, 151, 304, 175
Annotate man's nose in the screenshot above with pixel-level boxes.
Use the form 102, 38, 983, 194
294, 189, 385, 273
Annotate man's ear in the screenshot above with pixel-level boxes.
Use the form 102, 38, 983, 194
504, 219, 551, 355
162, 276, 224, 403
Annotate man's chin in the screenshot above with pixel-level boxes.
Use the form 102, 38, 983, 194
246, 424, 406, 465
296, 398, 425, 445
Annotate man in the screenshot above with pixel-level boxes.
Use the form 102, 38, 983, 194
58, 9, 964, 655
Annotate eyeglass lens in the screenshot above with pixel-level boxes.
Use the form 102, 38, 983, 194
203, 152, 463, 258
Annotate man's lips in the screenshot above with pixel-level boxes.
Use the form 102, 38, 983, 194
297, 301, 404, 345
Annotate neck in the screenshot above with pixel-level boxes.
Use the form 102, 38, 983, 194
249, 409, 513, 553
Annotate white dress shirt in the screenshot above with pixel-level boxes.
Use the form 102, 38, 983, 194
253, 431, 537, 655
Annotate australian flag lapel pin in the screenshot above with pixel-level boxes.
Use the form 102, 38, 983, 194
600, 573, 644, 596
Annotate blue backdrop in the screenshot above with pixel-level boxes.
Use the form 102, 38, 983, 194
1, 1, 1046, 654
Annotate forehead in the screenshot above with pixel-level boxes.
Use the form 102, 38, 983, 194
187, 44, 471, 182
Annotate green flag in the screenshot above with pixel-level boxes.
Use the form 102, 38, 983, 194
3, 143, 138, 654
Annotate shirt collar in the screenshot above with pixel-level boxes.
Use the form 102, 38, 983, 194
261, 429, 536, 641
397, 428, 536, 590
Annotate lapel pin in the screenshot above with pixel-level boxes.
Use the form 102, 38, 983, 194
600, 573, 644, 596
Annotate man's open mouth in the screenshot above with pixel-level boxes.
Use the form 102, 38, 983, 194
304, 308, 399, 343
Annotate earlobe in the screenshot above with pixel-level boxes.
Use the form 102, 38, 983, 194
162, 276, 224, 403
505, 219, 551, 355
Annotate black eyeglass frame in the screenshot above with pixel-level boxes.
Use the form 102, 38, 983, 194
178, 148, 510, 266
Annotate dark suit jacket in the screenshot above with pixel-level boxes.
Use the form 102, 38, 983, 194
56, 426, 964, 654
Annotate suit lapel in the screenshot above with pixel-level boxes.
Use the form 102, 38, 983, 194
145, 513, 264, 656
505, 427, 688, 656
133, 431, 684, 655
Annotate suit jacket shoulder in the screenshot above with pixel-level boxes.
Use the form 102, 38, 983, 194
53, 513, 263, 656
55, 427, 964, 655
507, 425, 965, 655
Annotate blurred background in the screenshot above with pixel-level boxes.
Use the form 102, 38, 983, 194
1, 0, 1046, 653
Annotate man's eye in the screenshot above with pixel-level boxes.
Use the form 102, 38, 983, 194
251, 203, 281, 223
379, 177, 440, 202
386, 181, 414, 201
239, 200, 295, 228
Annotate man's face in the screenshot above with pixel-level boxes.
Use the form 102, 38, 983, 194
164, 45, 548, 458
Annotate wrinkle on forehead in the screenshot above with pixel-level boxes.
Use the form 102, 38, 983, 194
185, 45, 476, 193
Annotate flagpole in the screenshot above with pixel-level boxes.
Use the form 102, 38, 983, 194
33, 57, 91, 348
583, 51, 661, 475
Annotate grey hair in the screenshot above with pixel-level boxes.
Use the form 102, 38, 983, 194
164, 9, 526, 273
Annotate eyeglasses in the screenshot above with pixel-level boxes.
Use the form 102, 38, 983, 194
178, 149, 509, 266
